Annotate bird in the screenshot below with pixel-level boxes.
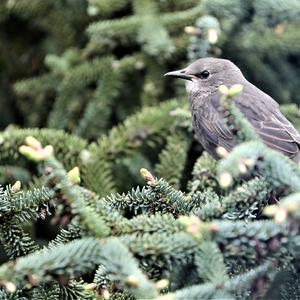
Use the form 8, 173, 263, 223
164, 57, 300, 163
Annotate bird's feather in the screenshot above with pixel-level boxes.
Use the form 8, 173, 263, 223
192, 82, 300, 160
236, 85, 300, 158
191, 99, 234, 158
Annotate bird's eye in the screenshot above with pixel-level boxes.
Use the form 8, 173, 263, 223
196, 70, 210, 79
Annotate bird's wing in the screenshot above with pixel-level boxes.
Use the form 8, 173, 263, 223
192, 86, 300, 159
192, 100, 234, 151
235, 87, 300, 158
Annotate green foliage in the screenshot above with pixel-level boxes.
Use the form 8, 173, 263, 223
0, 238, 101, 286
155, 132, 190, 189
82, 99, 185, 196
195, 241, 228, 284
188, 151, 219, 193
47, 220, 83, 249
280, 103, 300, 131
0, 185, 52, 259
219, 141, 300, 192
0, 126, 300, 297
193, 178, 271, 221
169, 262, 273, 300
99, 239, 158, 298
75, 59, 121, 139
0, 128, 87, 170
1, 0, 201, 133
43, 157, 111, 238
1, 221, 38, 259
0, 186, 50, 221
1, 81, 300, 297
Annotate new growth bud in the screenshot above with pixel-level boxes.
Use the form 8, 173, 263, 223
179, 215, 206, 239
216, 146, 228, 158
126, 275, 140, 287
207, 28, 219, 44
11, 181, 21, 193
264, 205, 287, 224
25, 136, 42, 150
84, 283, 97, 291
68, 167, 81, 184
140, 168, 156, 186
155, 279, 169, 291
219, 85, 229, 96
184, 26, 201, 35
2, 281, 16, 293
219, 172, 233, 188
228, 84, 243, 97
19, 145, 43, 161
219, 84, 243, 98
19, 137, 53, 161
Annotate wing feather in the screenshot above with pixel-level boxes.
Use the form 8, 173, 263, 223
235, 87, 300, 158
192, 100, 234, 154
191, 83, 300, 160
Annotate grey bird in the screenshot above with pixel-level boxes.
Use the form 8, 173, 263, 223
164, 57, 300, 162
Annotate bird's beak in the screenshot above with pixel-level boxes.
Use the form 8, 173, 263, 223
164, 69, 193, 81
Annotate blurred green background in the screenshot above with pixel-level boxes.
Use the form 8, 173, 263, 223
1, 0, 300, 131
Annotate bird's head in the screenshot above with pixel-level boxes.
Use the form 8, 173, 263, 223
164, 57, 245, 98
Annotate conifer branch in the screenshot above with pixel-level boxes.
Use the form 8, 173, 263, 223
218, 141, 300, 191
83, 99, 185, 196
0, 128, 87, 169
155, 132, 190, 189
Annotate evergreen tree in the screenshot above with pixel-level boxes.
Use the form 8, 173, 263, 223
0, 1, 300, 299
